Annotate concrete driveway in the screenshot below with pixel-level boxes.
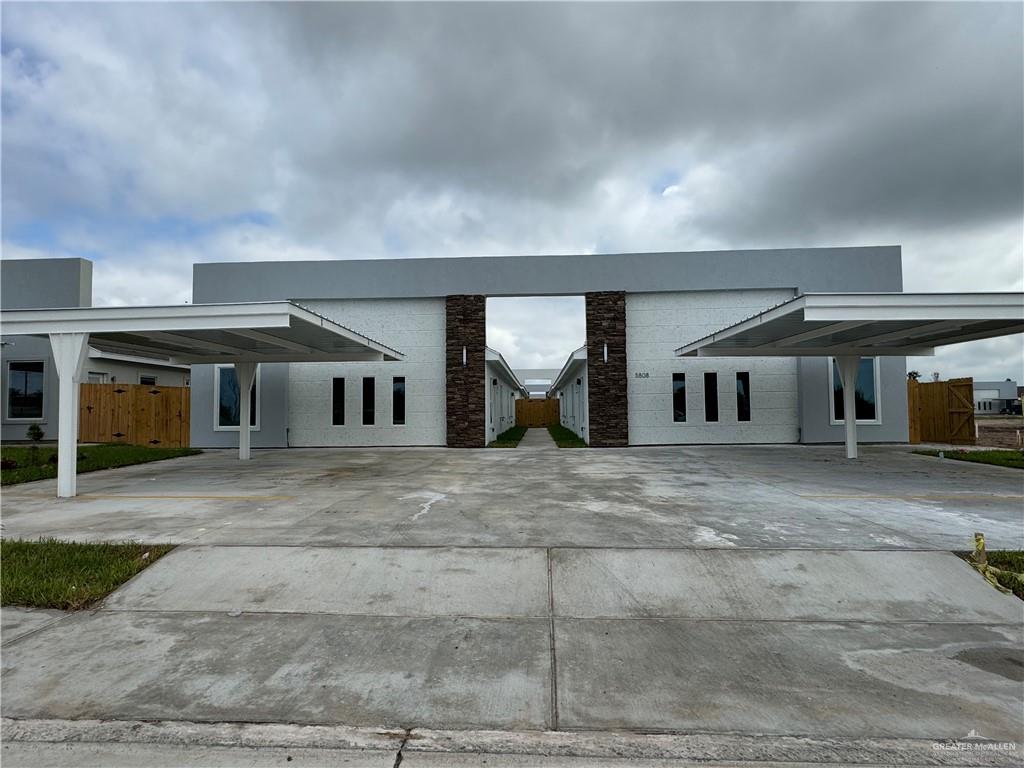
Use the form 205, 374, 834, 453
2, 444, 1022, 549
2, 444, 1023, 764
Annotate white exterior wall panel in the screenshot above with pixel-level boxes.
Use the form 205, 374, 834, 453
288, 298, 446, 446
626, 290, 800, 445
484, 362, 520, 444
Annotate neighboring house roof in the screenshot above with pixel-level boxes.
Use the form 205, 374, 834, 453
548, 347, 587, 395
484, 348, 529, 397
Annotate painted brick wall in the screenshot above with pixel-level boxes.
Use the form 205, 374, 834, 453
585, 292, 628, 447
446, 295, 487, 447
288, 298, 446, 446
626, 289, 799, 444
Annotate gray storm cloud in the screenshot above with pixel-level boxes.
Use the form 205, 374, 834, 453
2, 2, 1021, 375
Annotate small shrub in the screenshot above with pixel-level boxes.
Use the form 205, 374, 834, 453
0, 458, 18, 470
25, 424, 44, 442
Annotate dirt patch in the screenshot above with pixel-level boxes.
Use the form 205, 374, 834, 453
977, 418, 1024, 449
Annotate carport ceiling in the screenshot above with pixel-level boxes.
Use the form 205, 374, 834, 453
675, 293, 1024, 357
1, 302, 403, 364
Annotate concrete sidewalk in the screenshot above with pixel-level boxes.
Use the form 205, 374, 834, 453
518, 427, 557, 448
3, 547, 1021, 745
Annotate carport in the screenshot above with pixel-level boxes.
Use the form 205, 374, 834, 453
675, 292, 1024, 458
0, 302, 403, 497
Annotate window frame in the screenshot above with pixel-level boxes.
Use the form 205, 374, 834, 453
735, 371, 751, 423
5, 359, 47, 423
212, 364, 261, 432
332, 377, 346, 427
139, 374, 158, 386
362, 376, 376, 426
392, 376, 406, 426
703, 371, 719, 423
672, 372, 686, 423
828, 356, 882, 426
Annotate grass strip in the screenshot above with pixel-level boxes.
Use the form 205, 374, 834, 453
547, 423, 588, 448
913, 449, 1023, 470
1, 539, 175, 610
1, 444, 202, 486
488, 425, 528, 447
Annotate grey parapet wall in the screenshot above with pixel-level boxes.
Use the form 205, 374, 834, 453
1, 258, 92, 443
190, 247, 905, 447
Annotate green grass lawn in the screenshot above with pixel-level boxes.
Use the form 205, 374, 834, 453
1, 539, 175, 610
488, 425, 528, 447
913, 449, 1024, 470
547, 423, 588, 448
1, 444, 202, 486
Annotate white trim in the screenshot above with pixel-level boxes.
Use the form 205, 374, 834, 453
827, 356, 882, 426
4, 359, 47, 423
213, 363, 261, 432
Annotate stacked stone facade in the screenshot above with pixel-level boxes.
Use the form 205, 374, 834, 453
585, 291, 628, 447
445, 294, 487, 447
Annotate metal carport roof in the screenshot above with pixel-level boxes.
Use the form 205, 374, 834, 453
0, 302, 404, 497
674, 292, 1024, 459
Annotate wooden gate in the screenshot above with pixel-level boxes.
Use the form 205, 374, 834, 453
79, 383, 191, 447
516, 398, 559, 427
907, 377, 975, 445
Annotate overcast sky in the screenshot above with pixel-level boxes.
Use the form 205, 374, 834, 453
3, 2, 1022, 378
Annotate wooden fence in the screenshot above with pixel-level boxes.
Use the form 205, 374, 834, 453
907, 377, 975, 445
79, 383, 191, 448
515, 398, 560, 428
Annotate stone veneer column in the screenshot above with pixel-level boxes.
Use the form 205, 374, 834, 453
446, 295, 487, 447
585, 291, 629, 447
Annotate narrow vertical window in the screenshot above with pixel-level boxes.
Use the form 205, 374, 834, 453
704, 372, 718, 422
672, 373, 686, 422
392, 377, 406, 425
362, 377, 375, 425
736, 372, 751, 422
332, 378, 345, 426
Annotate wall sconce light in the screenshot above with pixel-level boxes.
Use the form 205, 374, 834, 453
462, 346, 467, 367
603, 343, 608, 363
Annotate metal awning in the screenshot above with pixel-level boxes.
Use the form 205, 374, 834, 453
0, 301, 404, 497
2, 301, 402, 364
673, 292, 1024, 459
675, 293, 1024, 357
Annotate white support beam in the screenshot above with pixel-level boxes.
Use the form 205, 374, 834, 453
836, 355, 860, 460
145, 331, 253, 356
693, 345, 936, 357
234, 361, 258, 461
850, 320, 966, 348
49, 332, 90, 498
755, 321, 869, 349
227, 328, 318, 354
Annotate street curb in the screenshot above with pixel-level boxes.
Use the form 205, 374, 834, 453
3, 718, 1019, 766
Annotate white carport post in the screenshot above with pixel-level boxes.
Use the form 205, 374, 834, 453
234, 361, 257, 461
835, 355, 861, 460
49, 332, 90, 498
